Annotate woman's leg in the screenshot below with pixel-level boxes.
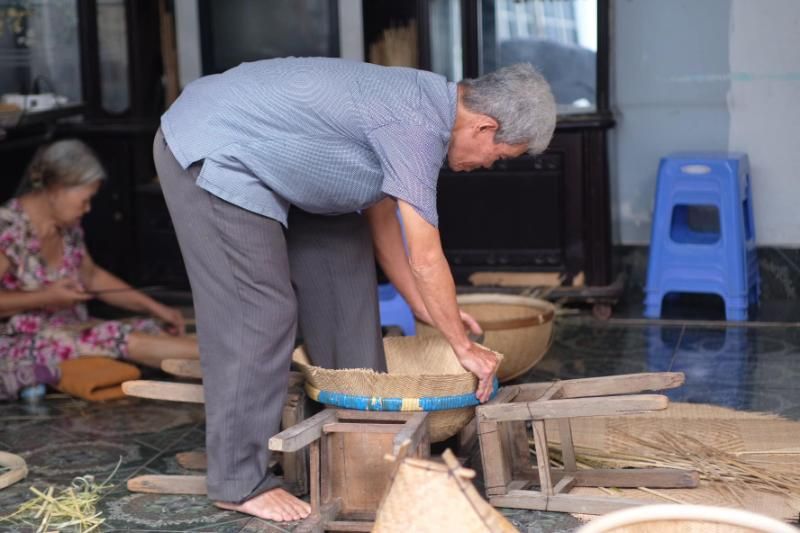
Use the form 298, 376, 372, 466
125, 332, 198, 368
154, 129, 308, 522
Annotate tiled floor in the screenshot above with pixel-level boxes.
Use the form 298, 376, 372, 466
1, 314, 799, 532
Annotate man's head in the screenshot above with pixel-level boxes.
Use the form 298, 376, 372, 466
448, 64, 556, 172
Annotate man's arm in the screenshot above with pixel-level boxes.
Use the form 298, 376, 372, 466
394, 200, 498, 403
365, 198, 429, 322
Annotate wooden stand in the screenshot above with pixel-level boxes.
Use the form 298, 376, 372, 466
123, 360, 309, 496
269, 409, 431, 533
477, 372, 699, 515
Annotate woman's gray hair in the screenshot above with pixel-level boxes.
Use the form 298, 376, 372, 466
459, 63, 556, 154
18, 139, 106, 194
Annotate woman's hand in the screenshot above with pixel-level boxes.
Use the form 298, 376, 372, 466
149, 303, 186, 336
42, 279, 93, 310
453, 342, 499, 403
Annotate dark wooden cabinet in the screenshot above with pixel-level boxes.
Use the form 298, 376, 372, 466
2, 0, 614, 290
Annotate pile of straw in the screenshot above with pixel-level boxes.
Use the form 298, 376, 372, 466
0, 460, 119, 532
535, 431, 800, 505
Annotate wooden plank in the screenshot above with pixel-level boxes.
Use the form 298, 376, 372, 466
513, 382, 558, 403
478, 394, 669, 422
122, 380, 204, 403
269, 409, 336, 452
558, 372, 685, 398
295, 499, 341, 533
572, 468, 699, 488
127, 475, 206, 494
392, 412, 428, 456
325, 521, 373, 531
491, 490, 649, 514
531, 420, 552, 496
0, 451, 27, 490
280, 386, 308, 497
309, 440, 320, 511
557, 418, 577, 471
507, 421, 535, 478
537, 382, 563, 401
323, 423, 404, 434
330, 430, 396, 515
161, 359, 203, 379
553, 475, 576, 495
175, 450, 207, 470
478, 420, 512, 496
334, 411, 413, 422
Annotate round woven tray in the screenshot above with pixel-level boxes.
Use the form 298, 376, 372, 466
292, 336, 500, 442
576, 504, 800, 533
416, 293, 555, 382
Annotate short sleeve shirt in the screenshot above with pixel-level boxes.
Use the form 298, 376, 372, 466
160, 57, 457, 227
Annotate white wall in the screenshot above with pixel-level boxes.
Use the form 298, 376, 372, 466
610, 0, 800, 247
728, 0, 800, 246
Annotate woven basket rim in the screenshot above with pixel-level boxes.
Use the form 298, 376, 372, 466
304, 379, 499, 412
456, 293, 556, 330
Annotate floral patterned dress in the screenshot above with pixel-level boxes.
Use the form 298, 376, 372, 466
0, 199, 162, 400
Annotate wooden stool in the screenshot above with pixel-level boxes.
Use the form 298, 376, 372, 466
477, 372, 699, 515
123, 360, 309, 496
269, 409, 431, 532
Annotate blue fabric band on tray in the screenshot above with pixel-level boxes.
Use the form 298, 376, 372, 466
305, 377, 500, 412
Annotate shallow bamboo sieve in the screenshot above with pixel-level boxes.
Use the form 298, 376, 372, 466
416, 293, 555, 382
576, 504, 800, 533
292, 336, 500, 442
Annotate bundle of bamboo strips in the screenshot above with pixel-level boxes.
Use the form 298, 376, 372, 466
0, 460, 119, 533
532, 430, 800, 506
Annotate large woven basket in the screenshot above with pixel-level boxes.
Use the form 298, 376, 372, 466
576, 504, 800, 533
416, 293, 555, 382
292, 336, 499, 442
373, 451, 518, 533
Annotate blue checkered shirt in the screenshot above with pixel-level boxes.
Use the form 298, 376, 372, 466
161, 57, 457, 227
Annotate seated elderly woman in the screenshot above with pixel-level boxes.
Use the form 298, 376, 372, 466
0, 139, 198, 400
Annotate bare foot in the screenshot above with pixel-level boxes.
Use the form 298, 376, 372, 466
215, 488, 311, 522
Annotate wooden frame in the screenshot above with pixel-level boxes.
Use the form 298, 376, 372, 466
269, 409, 431, 533
477, 373, 699, 514
123, 362, 309, 497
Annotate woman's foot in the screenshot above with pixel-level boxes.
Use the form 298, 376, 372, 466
215, 487, 311, 522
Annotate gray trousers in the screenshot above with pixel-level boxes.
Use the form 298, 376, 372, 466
153, 129, 386, 502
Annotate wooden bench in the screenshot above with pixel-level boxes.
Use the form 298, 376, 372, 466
477, 372, 699, 514
269, 409, 431, 533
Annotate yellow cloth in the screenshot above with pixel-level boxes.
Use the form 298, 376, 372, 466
57, 357, 141, 401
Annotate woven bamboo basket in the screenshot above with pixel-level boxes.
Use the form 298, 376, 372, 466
373, 451, 518, 533
292, 336, 500, 442
576, 504, 800, 533
416, 293, 555, 382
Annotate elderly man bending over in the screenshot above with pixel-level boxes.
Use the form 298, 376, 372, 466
153, 58, 556, 522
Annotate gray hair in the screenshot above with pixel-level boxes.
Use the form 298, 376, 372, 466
459, 63, 556, 154
19, 139, 106, 194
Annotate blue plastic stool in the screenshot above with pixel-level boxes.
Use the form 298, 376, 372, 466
644, 152, 759, 320
378, 283, 416, 335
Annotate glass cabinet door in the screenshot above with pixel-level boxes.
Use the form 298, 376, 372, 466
428, 0, 463, 81
478, 0, 597, 114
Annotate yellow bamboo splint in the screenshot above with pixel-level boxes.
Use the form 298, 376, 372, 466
477, 372, 699, 515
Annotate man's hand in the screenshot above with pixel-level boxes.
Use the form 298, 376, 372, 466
454, 343, 499, 403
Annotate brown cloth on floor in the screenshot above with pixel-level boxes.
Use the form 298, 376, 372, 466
57, 357, 141, 401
